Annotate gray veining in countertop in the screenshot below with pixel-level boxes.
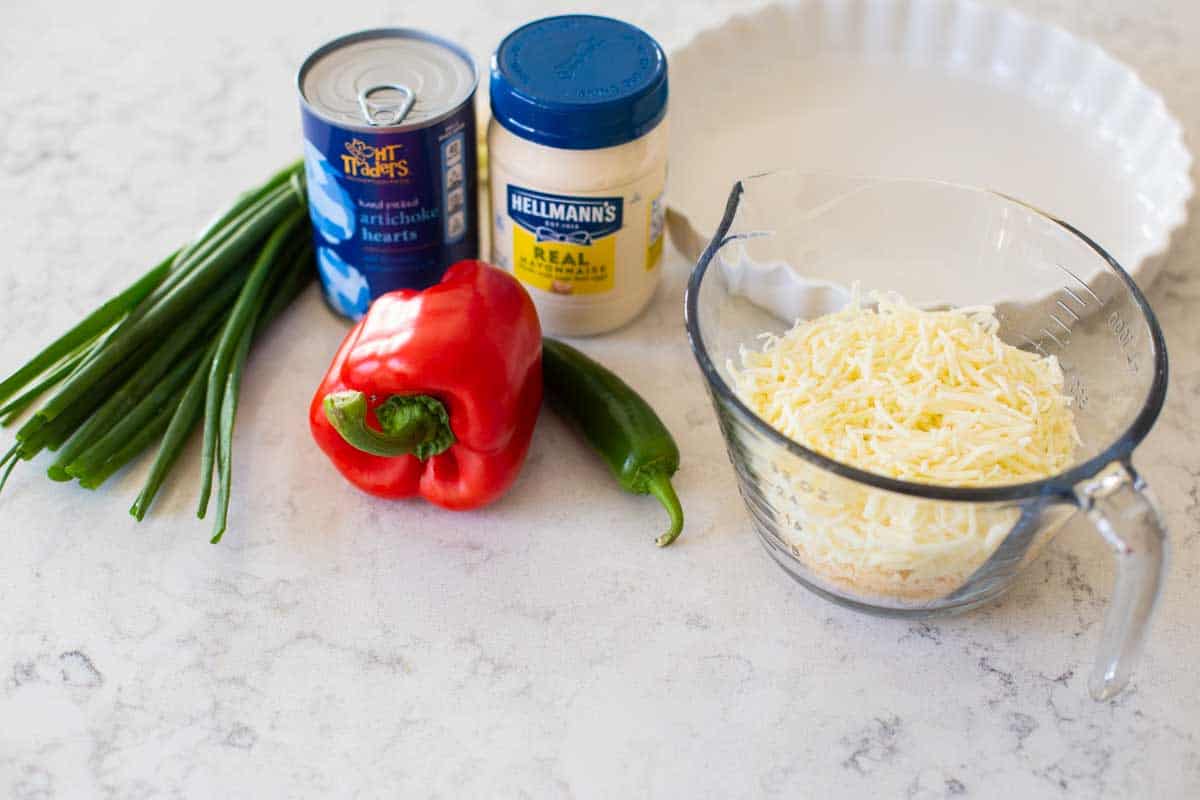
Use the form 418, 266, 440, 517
1, 0, 1198, 797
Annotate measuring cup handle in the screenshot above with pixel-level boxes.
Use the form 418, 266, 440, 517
1074, 461, 1169, 701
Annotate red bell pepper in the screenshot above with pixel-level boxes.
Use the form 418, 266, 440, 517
310, 260, 542, 510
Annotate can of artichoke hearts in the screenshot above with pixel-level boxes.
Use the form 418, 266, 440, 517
298, 29, 479, 319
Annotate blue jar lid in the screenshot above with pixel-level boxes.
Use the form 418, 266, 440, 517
490, 15, 668, 150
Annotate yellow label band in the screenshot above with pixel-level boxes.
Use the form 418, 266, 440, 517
512, 226, 615, 295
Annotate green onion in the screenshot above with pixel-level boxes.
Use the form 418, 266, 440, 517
196, 207, 306, 519
0, 161, 312, 542
129, 341, 219, 520
177, 160, 301, 267
0, 251, 174, 407
132, 162, 302, 321
77, 389, 188, 490
131, 236, 313, 524
209, 317, 255, 542
261, 242, 316, 324
48, 268, 246, 480
66, 344, 207, 481
23, 179, 303, 435
137, 181, 291, 315
0, 331, 104, 426
130, 228, 311, 520
0, 449, 18, 493
17, 337, 159, 459
210, 237, 313, 543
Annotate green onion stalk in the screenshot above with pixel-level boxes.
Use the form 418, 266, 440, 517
0, 161, 314, 542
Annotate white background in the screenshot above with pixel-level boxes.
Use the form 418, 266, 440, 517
1, 1, 1198, 797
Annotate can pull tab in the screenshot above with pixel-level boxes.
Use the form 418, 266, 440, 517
357, 84, 415, 126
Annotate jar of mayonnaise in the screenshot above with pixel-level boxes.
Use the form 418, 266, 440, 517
488, 15, 669, 336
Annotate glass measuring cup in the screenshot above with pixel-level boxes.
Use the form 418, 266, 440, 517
685, 171, 1169, 700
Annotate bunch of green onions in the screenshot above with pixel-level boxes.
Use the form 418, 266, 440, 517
0, 161, 312, 542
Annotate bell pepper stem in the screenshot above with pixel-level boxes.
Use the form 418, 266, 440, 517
323, 390, 454, 460
646, 473, 684, 547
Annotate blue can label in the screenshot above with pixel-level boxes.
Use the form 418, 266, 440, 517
301, 104, 477, 319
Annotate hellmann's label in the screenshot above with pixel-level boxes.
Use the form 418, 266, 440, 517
506, 186, 623, 295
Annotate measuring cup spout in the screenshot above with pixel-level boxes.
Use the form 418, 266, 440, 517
1074, 461, 1169, 700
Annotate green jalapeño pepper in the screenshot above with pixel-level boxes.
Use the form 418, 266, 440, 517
542, 337, 684, 547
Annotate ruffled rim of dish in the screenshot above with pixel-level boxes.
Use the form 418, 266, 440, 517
668, 0, 1194, 276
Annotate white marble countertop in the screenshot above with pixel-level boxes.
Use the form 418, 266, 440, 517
2, 0, 1198, 797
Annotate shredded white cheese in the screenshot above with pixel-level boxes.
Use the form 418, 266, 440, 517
730, 289, 1080, 600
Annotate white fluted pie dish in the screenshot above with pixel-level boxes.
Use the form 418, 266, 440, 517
666, 0, 1193, 301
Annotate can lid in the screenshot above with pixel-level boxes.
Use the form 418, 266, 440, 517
299, 28, 477, 131
490, 15, 668, 150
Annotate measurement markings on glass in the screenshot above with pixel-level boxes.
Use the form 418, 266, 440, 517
1055, 299, 1081, 321
1056, 262, 1104, 307
1064, 371, 1089, 410
1107, 310, 1141, 375
1048, 312, 1072, 335
1017, 332, 1051, 358
1039, 328, 1066, 349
